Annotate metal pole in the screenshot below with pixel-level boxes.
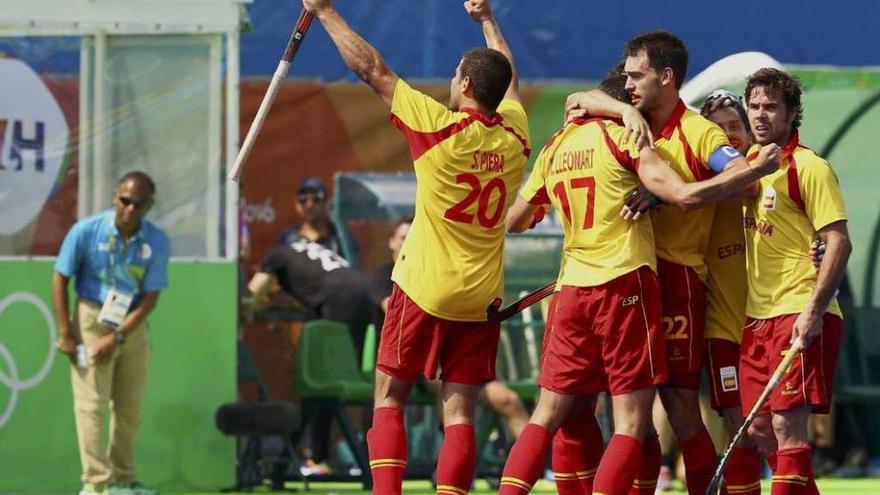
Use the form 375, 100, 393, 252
207, 34, 222, 259
77, 36, 92, 219
92, 30, 107, 211
224, 29, 240, 261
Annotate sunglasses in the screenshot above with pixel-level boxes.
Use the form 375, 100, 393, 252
297, 193, 325, 205
118, 196, 151, 209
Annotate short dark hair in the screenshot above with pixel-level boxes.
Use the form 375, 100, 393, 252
459, 47, 512, 111
744, 68, 803, 132
118, 170, 156, 195
624, 30, 688, 89
700, 90, 751, 134
392, 216, 413, 233
599, 61, 629, 103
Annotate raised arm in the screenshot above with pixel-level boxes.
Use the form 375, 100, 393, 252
464, 0, 520, 101
566, 90, 653, 148
303, 0, 399, 106
636, 143, 779, 212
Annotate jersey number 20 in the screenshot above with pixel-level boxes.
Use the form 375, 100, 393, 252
444, 173, 507, 228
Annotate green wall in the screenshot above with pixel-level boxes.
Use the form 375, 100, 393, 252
0, 260, 236, 493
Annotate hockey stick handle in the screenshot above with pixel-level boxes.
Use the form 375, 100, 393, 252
707, 338, 805, 494
228, 10, 315, 182
487, 281, 556, 322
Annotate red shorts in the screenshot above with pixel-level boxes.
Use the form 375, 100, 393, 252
704, 338, 742, 413
739, 313, 842, 415
377, 284, 499, 385
538, 266, 668, 396
657, 258, 707, 389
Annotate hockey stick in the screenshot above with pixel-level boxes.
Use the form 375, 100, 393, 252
228, 9, 315, 181
706, 338, 805, 495
487, 281, 555, 322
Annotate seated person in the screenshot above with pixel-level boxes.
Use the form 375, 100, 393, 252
249, 240, 379, 369
278, 177, 342, 253
249, 239, 380, 475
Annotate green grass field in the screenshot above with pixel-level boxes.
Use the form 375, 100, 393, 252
173, 478, 880, 494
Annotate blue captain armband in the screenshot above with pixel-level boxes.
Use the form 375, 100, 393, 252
708, 145, 742, 173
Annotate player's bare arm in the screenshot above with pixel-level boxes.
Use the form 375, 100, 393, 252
506, 196, 541, 233
565, 89, 653, 148
302, 0, 399, 106
720, 155, 761, 198
464, 0, 520, 101
632, 143, 779, 216
792, 220, 852, 345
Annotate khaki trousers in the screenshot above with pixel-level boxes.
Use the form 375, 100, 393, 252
71, 299, 150, 489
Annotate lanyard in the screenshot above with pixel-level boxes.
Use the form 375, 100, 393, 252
108, 232, 143, 292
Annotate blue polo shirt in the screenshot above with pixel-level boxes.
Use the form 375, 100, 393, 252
54, 210, 170, 306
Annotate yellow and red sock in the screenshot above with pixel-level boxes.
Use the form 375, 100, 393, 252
499, 423, 553, 494
771, 446, 812, 495
723, 446, 762, 495
680, 427, 717, 495
435, 424, 475, 495
366, 407, 407, 495
552, 413, 603, 495
629, 433, 661, 494
593, 434, 642, 495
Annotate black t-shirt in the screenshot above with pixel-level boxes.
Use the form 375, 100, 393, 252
372, 261, 394, 302
261, 240, 364, 309
277, 222, 342, 254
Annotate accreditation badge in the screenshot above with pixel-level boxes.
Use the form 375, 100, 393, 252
720, 365, 739, 392
97, 288, 134, 328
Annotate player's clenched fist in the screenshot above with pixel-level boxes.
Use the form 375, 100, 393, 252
752, 143, 781, 176
301, 0, 331, 14
464, 0, 493, 23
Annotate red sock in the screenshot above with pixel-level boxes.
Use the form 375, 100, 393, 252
436, 424, 476, 495
628, 433, 661, 494
367, 407, 407, 495
723, 446, 762, 495
552, 413, 604, 495
680, 427, 717, 495
499, 423, 553, 494
593, 434, 642, 495
768, 450, 819, 494
771, 446, 813, 495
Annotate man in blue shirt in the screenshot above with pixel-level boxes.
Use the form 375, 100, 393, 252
52, 171, 169, 495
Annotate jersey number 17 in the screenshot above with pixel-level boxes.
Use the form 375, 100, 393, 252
553, 177, 596, 230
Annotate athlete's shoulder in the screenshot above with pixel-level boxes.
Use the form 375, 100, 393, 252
680, 108, 724, 137
792, 144, 831, 169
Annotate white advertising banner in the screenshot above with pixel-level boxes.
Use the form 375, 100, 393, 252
0, 58, 69, 235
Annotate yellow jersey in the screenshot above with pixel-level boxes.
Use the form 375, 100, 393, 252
704, 201, 747, 342
389, 79, 530, 321
744, 132, 847, 319
650, 100, 731, 279
520, 118, 655, 288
